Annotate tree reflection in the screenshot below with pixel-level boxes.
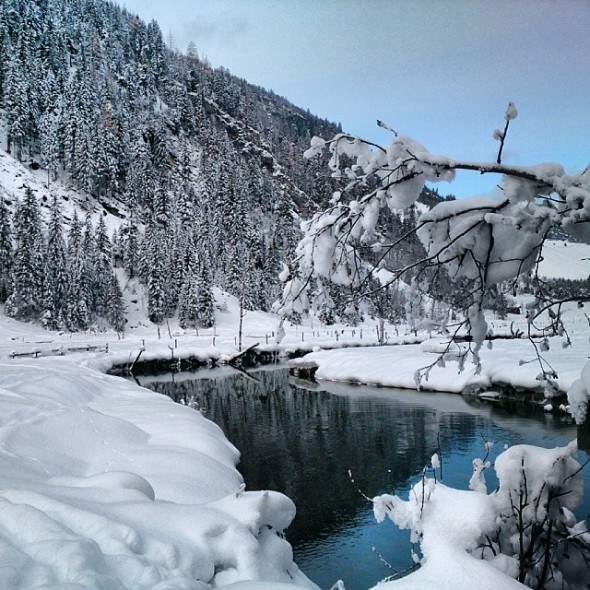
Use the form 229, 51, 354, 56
141, 369, 483, 544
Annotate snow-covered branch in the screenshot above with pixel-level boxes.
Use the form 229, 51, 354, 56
278, 110, 590, 350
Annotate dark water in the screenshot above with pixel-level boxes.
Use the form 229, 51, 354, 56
135, 367, 590, 590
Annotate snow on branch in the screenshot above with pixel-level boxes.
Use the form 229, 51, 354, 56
277, 108, 590, 361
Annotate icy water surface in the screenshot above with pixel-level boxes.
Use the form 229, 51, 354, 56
136, 367, 590, 590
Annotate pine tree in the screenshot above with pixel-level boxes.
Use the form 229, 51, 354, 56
40, 108, 61, 187
43, 196, 69, 329
146, 222, 166, 328
93, 216, 113, 317
195, 253, 214, 328
6, 188, 45, 320
178, 243, 214, 329
178, 247, 200, 330
122, 213, 140, 279
3, 50, 29, 160
65, 212, 90, 330
106, 272, 125, 335
81, 213, 97, 317
0, 197, 12, 302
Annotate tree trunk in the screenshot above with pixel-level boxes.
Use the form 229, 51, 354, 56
577, 411, 590, 453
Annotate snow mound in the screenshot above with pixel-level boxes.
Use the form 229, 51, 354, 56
0, 358, 316, 589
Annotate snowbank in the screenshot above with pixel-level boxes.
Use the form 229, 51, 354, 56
370, 443, 588, 590
0, 358, 316, 589
295, 334, 587, 396
371, 484, 524, 590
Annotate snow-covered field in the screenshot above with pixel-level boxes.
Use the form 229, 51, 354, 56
538, 240, 590, 280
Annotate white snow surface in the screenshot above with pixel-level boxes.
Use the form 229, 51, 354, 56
297, 331, 587, 395
537, 240, 590, 280
0, 357, 316, 589
0, 146, 129, 237
371, 483, 524, 590
369, 442, 588, 590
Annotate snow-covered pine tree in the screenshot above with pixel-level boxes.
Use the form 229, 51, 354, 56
0, 197, 12, 302
6, 187, 45, 320
42, 196, 69, 329
195, 255, 214, 328
106, 272, 125, 336
178, 237, 214, 330
95, 101, 123, 197
125, 131, 154, 208
178, 246, 200, 330
81, 213, 98, 317
146, 221, 167, 329
65, 212, 91, 330
2, 49, 29, 160
121, 213, 140, 279
39, 108, 61, 187
93, 216, 113, 318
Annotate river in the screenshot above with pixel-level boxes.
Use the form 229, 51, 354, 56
134, 366, 590, 590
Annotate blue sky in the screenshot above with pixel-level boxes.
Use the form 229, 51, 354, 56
118, 0, 589, 199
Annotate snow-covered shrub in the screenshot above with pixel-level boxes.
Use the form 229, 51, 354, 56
372, 442, 590, 589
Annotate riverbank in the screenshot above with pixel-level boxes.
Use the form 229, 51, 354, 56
1, 296, 589, 589
3, 294, 585, 411
289, 334, 588, 407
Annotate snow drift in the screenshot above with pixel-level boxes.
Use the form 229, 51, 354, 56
0, 358, 316, 589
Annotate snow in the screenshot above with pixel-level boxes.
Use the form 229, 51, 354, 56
505, 102, 518, 121
0, 147, 128, 237
567, 361, 590, 424
371, 483, 524, 590
417, 195, 552, 286
0, 357, 316, 589
370, 441, 588, 590
293, 329, 587, 396
0, 293, 589, 588
537, 240, 590, 280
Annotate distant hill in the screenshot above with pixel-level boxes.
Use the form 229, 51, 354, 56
0, 0, 347, 329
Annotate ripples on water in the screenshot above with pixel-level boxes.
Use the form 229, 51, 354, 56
137, 367, 590, 590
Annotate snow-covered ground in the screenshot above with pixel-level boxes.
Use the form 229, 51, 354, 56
1, 294, 589, 589
2, 147, 590, 589
538, 240, 590, 280
0, 357, 317, 589
293, 331, 587, 398
0, 146, 128, 235
0, 292, 426, 590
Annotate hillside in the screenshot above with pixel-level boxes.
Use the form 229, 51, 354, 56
0, 0, 346, 329
1, 0, 587, 338
0, 0, 458, 334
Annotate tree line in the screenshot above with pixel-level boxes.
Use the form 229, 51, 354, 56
0, 0, 341, 329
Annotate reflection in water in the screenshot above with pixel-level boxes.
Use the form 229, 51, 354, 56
137, 368, 589, 590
